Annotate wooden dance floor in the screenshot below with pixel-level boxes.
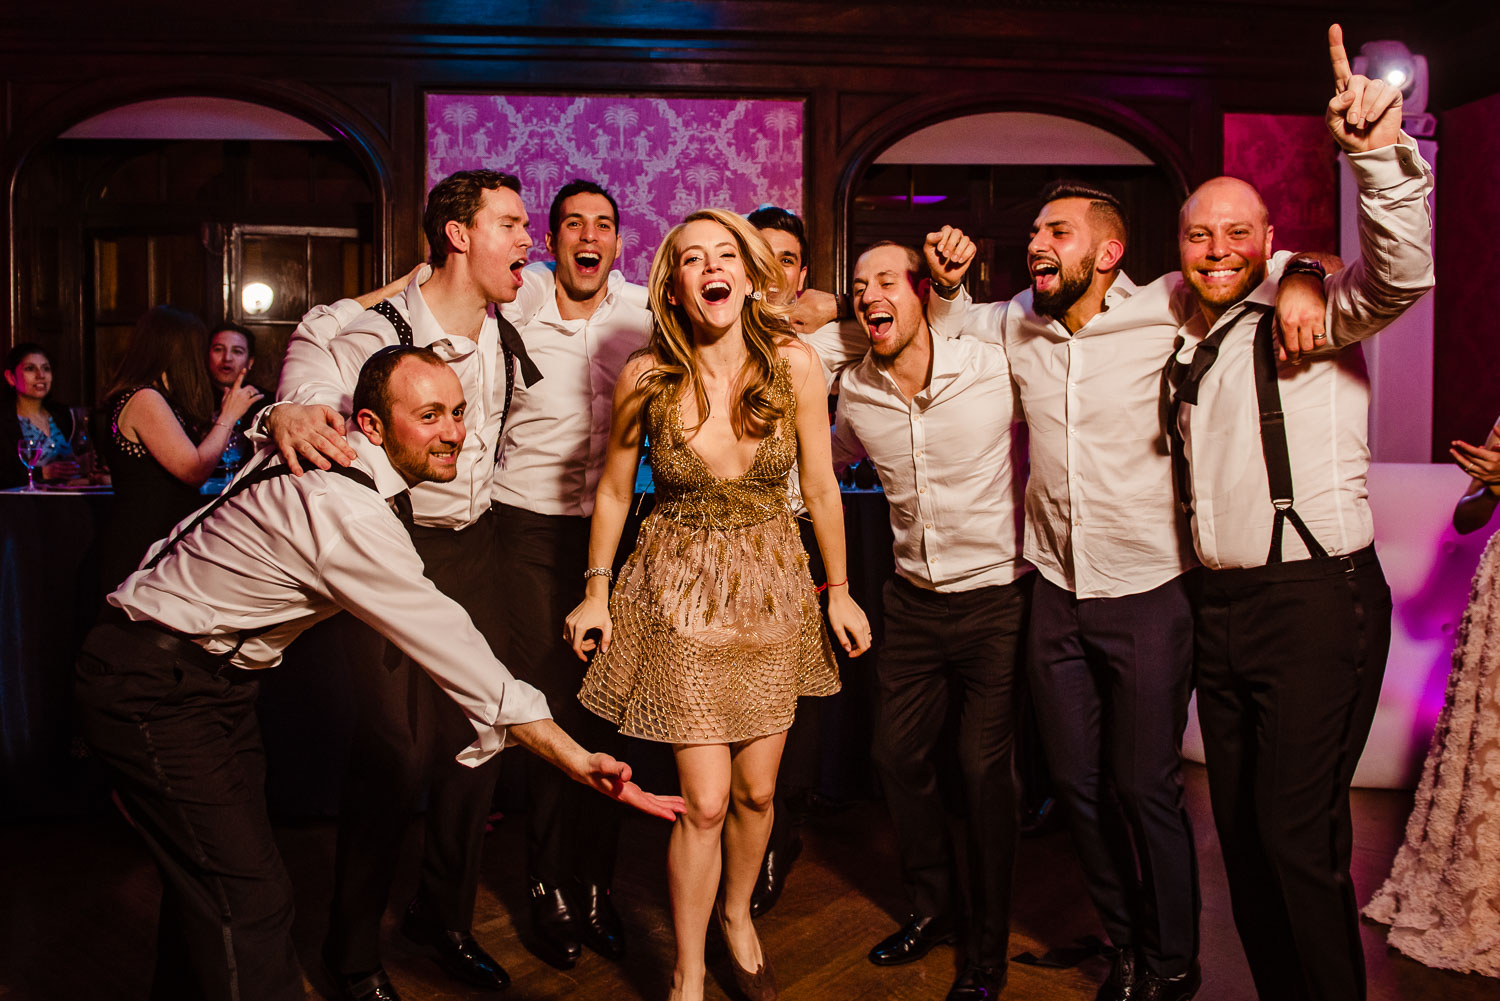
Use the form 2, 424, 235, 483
1, 764, 1493, 1001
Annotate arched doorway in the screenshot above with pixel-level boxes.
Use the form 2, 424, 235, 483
11, 95, 385, 404
841, 110, 1183, 298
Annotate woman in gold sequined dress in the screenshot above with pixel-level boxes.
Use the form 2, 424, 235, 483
565, 209, 871, 1001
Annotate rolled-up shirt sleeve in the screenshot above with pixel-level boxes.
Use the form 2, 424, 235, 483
318, 508, 552, 766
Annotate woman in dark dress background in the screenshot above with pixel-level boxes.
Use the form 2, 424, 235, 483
2, 342, 80, 489
95, 305, 262, 590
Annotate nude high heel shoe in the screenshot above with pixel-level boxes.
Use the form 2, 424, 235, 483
714, 898, 777, 1001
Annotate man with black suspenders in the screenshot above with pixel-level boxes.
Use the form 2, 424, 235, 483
263, 169, 543, 1000
1169, 26, 1433, 1001
76, 346, 683, 1001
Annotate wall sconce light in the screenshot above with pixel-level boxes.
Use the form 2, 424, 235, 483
242, 281, 275, 315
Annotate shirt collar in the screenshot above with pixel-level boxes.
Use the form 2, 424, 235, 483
534, 266, 628, 329
1104, 270, 1138, 305
406, 274, 487, 357
348, 431, 414, 501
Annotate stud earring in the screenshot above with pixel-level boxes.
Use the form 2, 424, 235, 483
747, 290, 763, 301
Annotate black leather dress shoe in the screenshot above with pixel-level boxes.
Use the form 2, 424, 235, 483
867, 915, 956, 966
947, 964, 1008, 1000
1095, 947, 1137, 1001
571, 882, 626, 960
399, 901, 510, 990
750, 834, 802, 918
322, 944, 406, 1001
328, 967, 404, 1001
528, 881, 583, 969
1133, 963, 1200, 1001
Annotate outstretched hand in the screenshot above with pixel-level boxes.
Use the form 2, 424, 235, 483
580, 752, 687, 821
924, 226, 976, 291
1326, 24, 1403, 153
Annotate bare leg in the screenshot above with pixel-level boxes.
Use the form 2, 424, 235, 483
669, 743, 732, 1001
719, 732, 787, 973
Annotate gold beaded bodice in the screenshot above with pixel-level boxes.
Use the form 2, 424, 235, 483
645, 356, 798, 530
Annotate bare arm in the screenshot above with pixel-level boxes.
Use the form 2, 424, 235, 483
1452, 419, 1500, 535
119, 378, 261, 487
563, 353, 653, 659
786, 340, 871, 657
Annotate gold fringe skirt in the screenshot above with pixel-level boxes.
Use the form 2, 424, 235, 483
578, 509, 839, 744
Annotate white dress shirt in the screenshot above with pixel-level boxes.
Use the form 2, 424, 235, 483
832, 333, 1028, 592
276, 274, 505, 529
110, 434, 552, 766
1176, 139, 1435, 570
493, 264, 651, 516
929, 271, 1207, 599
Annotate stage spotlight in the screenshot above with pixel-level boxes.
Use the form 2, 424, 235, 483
1352, 39, 1428, 115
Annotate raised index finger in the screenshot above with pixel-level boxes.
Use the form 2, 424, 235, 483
1328, 24, 1352, 90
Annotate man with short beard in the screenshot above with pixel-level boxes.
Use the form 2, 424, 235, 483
925, 186, 1206, 1000
76, 345, 683, 1001
836, 241, 1029, 1001
1171, 26, 1432, 1000
487, 179, 651, 968
264, 169, 542, 1000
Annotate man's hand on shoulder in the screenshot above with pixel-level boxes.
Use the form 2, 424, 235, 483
354, 264, 425, 310
1326, 24, 1403, 154
790, 288, 839, 333
266, 403, 356, 474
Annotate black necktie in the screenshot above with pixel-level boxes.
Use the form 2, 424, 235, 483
496, 314, 543, 388
389, 490, 415, 529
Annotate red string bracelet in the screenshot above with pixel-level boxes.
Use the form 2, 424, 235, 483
816, 578, 849, 593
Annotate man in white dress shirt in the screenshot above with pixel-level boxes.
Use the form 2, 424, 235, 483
488, 180, 651, 968
925, 189, 1205, 1001
1171, 27, 1433, 1000
75, 346, 683, 1001
834, 242, 1030, 1001
265, 169, 542, 998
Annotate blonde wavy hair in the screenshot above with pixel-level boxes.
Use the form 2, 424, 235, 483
638, 208, 794, 438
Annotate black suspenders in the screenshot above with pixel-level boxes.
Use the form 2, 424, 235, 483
146, 461, 380, 572
1166, 307, 1329, 565
1249, 310, 1328, 564
366, 300, 541, 433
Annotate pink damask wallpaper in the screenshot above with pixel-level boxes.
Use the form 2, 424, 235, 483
426, 95, 805, 282
1222, 113, 1339, 255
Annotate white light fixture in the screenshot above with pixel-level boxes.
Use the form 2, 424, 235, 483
241, 282, 274, 315
1353, 39, 1429, 115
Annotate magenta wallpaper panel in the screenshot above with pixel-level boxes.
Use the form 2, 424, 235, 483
426, 94, 805, 282
1222, 113, 1339, 255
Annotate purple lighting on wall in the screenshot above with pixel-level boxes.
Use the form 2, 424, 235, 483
427, 94, 805, 282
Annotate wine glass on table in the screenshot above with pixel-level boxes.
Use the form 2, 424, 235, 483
69, 416, 95, 480
17, 438, 49, 492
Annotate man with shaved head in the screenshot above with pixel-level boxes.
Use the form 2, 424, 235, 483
924, 169, 1335, 995
1170, 25, 1433, 1001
